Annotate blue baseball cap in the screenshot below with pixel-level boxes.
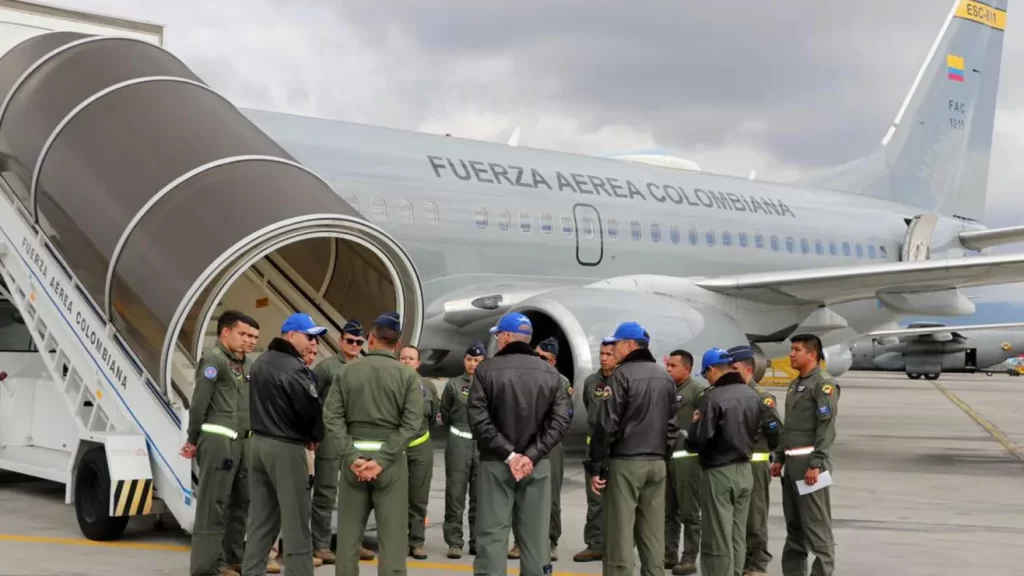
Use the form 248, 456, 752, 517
602, 321, 650, 344
727, 345, 754, 362
373, 312, 401, 332
342, 320, 364, 337
489, 312, 533, 335
700, 347, 734, 376
281, 312, 328, 336
466, 341, 487, 357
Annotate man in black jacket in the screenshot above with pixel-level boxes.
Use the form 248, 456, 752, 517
685, 348, 781, 576
240, 312, 326, 576
467, 312, 571, 576
587, 321, 679, 576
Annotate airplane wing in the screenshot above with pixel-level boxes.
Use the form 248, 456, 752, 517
694, 252, 1024, 306
959, 225, 1024, 250
868, 322, 1024, 338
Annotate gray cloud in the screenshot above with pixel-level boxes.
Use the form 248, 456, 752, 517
49, 0, 1024, 225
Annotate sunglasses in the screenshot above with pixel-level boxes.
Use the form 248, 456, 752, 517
343, 337, 365, 346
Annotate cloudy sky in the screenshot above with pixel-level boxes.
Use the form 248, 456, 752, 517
43, 0, 1024, 305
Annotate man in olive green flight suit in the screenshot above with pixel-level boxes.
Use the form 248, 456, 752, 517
509, 337, 569, 562
183, 310, 255, 576
323, 312, 423, 576
441, 343, 485, 559
398, 344, 441, 560
664, 349, 707, 576
771, 334, 839, 576
572, 341, 617, 563
729, 345, 784, 576
311, 320, 375, 564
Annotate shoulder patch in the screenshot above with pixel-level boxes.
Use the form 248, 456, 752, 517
203, 365, 218, 380
822, 384, 834, 396
763, 396, 775, 408
600, 386, 613, 400
692, 409, 701, 422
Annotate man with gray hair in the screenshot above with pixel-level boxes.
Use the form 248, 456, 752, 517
468, 312, 572, 576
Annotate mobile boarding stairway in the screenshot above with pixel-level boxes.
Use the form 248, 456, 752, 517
0, 32, 423, 540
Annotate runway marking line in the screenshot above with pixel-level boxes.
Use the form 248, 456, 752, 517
0, 533, 597, 574
931, 381, 1024, 465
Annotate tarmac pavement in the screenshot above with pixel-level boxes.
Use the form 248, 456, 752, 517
0, 370, 1020, 574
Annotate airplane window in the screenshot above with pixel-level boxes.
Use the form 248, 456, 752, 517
343, 194, 359, 211
688, 228, 699, 246
519, 210, 532, 233
583, 217, 596, 238
815, 239, 824, 256
868, 244, 877, 259
540, 212, 553, 234
800, 237, 810, 254
842, 241, 851, 256
650, 223, 662, 243
879, 245, 888, 259
785, 236, 795, 253
561, 216, 573, 236
770, 235, 780, 251
399, 200, 413, 223
855, 243, 864, 258
499, 209, 511, 232
705, 230, 716, 246
669, 225, 680, 244
738, 232, 748, 248
425, 201, 439, 224
474, 207, 488, 229
607, 218, 619, 239
829, 240, 838, 256
630, 221, 642, 241
371, 197, 387, 221
722, 231, 732, 247
754, 233, 764, 249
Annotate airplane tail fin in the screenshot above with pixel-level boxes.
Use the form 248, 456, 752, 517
795, 0, 1007, 221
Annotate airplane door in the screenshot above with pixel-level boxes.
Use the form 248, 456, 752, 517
901, 213, 938, 261
572, 203, 603, 267
965, 348, 978, 369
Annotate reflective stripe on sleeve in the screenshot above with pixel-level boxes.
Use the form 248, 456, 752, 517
784, 445, 814, 456
450, 426, 473, 439
200, 423, 239, 440
409, 431, 430, 447
586, 435, 590, 445
672, 450, 697, 459
353, 440, 383, 452
751, 452, 770, 462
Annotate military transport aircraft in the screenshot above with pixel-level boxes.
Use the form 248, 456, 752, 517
237, 0, 1018, 431
851, 321, 1024, 379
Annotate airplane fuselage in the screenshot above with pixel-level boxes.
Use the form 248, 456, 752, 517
247, 108, 985, 376
851, 330, 1024, 373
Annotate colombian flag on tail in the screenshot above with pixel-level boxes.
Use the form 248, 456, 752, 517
947, 54, 965, 82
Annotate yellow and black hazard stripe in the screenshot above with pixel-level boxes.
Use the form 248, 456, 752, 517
112, 478, 153, 517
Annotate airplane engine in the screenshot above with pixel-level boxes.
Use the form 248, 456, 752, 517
822, 344, 853, 377
504, 287, 751, 387
749, 343, 769, 383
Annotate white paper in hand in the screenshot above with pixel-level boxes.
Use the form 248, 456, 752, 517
796, 470, 832, 496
